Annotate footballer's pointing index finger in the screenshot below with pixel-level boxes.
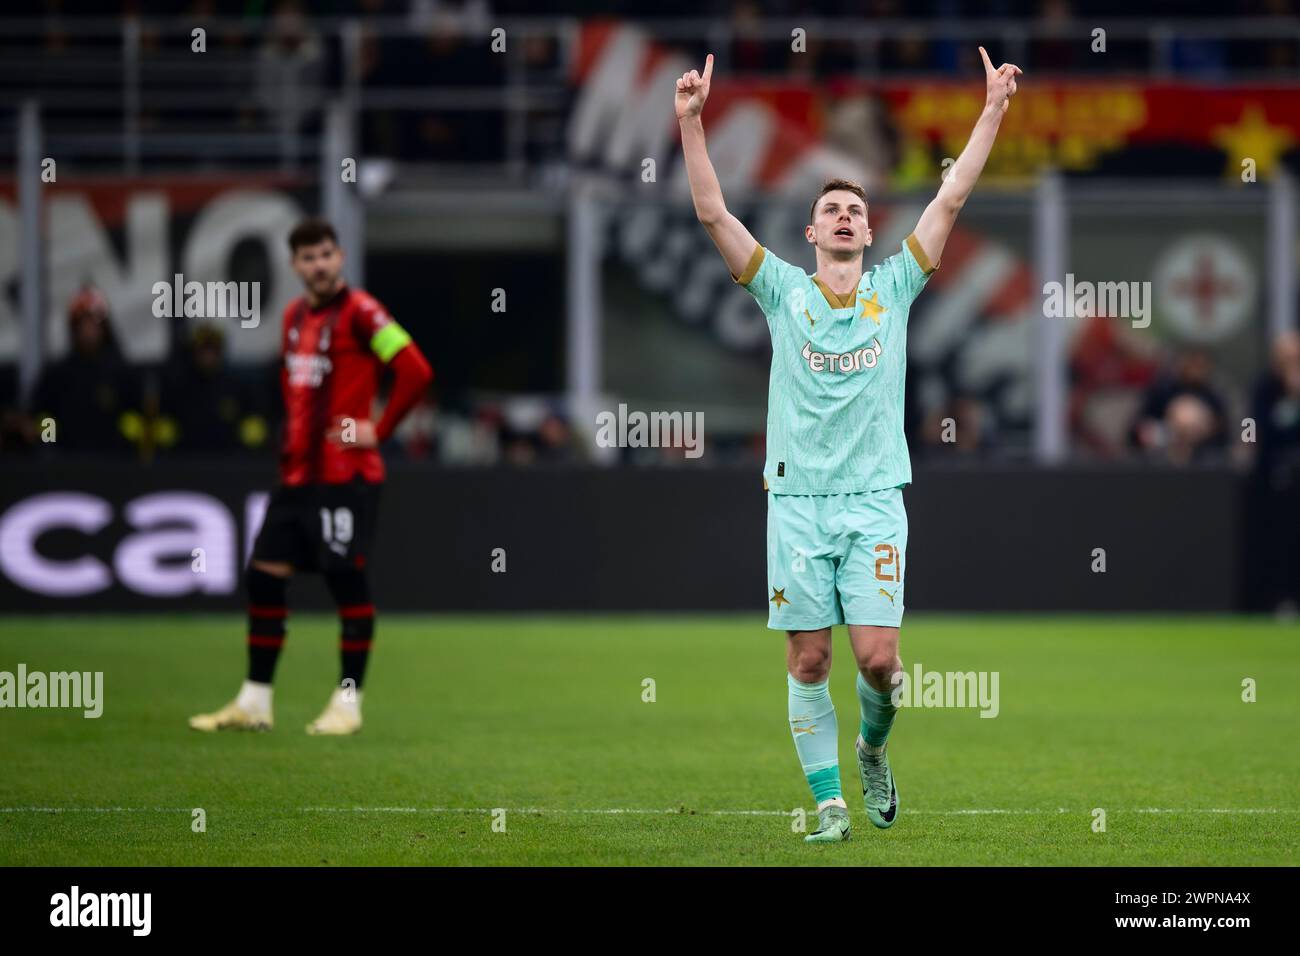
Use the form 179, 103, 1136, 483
979, 45, 994, 74
703, 52, 714, 83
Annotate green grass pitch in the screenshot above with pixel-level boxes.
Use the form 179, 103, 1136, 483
1, 614, 1296, 866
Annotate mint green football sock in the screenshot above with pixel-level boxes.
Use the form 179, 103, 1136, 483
857, 671, 898, 748
787, 674, 842, 804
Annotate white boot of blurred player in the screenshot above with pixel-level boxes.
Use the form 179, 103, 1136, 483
306, 686, 362, 735
188, 680, 273, 732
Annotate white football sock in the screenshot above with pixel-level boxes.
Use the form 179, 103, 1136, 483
236, 680, 272, 713
331, 687, 362, 715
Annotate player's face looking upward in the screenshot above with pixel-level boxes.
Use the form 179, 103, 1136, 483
292, 239, 345, 305
805, 190, 873, 263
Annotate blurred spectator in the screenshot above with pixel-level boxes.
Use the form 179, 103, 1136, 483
408, 0, 492, 34
1029, 0, 1079, 72
159, 323, 270, 455
1129, 349, 1230, 464
1068, 314, 1159, 459
256, 0, 324, 140
28, 286, 138, 456
919, 393, 998, 457
535, 410, 575, 463
358, 5, 504, 164
880, 32, 933, 74
1250, 330, 1300, 475
729, 0, 775, 74
499, 399, 576, 465
1248, 331, 1300, 611
391, 392, 439, 460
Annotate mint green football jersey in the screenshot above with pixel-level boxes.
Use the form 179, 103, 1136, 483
736, 235, 936, 494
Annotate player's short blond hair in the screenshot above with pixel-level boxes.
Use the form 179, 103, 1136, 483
809, 179, 868, 223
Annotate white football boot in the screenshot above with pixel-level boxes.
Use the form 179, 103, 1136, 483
306, 687, 363, 736
189, 680, 273, 732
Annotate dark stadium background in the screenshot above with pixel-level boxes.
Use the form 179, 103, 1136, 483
1, 0, 1298, 615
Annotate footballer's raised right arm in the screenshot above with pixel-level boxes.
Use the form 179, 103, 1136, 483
676, 54, 759, 279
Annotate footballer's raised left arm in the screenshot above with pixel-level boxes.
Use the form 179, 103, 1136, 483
912, 46, 1021, 267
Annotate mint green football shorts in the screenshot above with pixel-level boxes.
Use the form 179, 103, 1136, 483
766, 488, 907, 630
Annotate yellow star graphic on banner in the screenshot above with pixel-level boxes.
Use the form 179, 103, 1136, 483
858, 291, 886, 324
1211, 105, 1295, 181
770, 587, 790, 609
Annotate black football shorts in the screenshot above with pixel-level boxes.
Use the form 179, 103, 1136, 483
250, 479, 381, 573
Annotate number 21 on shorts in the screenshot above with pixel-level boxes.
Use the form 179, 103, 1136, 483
874, 543, 901, 582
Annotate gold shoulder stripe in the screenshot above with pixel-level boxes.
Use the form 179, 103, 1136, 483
905, 233, 938, 275
733, 244, 765, 286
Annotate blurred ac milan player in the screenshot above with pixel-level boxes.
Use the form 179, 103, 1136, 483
190, 218, 432, 736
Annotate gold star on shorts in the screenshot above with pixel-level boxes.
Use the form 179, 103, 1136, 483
770, 587, 790, 609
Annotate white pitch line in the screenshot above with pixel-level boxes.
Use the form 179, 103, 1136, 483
1, 806, 1296, 816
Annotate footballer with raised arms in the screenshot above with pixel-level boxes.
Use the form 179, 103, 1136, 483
677, 48, 1020, 842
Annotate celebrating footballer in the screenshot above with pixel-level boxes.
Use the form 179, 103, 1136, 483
677, 47, 1020, 842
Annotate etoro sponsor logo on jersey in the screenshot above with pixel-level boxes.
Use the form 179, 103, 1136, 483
801, 337, 883, 374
